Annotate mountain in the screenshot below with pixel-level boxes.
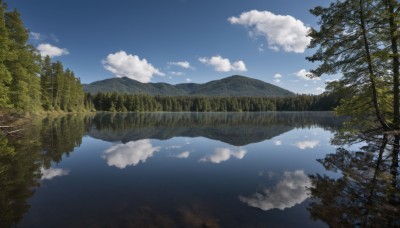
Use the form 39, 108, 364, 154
83, 75, 295, 97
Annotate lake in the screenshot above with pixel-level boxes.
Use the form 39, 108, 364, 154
1, 112, 398, 227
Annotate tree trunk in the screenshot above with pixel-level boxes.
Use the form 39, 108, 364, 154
359, 0, 390, 130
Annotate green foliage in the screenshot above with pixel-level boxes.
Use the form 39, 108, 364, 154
308, 0, 400, 130
90, 92, 338, 112
0, 1, 86, 113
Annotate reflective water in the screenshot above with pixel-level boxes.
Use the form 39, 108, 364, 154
0, 112, 398, 227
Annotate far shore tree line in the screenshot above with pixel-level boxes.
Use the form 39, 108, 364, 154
85, 93, 339, 112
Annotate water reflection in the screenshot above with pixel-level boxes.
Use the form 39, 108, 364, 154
239, 170, 312, 211
295, 140, 320, 149
171, 151, 190, 159
90, 112, 342, 145
0, 114, 91, 228
103, 139, 161, 169
308, 135, 400, 227
200, 147, 246, 163
0, 112, 348, 227
40, 167, 70, 180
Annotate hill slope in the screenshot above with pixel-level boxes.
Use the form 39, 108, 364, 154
83, 75, 294, 97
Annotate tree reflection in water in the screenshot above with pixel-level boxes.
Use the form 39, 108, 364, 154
308, 134, 400, 227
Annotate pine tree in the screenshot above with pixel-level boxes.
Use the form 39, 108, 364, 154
40, 56, 53, 110
0, 0, 13, 109
4, 9, 41, 112
307, 0, 400, 130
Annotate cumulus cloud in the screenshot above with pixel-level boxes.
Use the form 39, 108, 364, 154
274, 140, 282, 146
172, 151, 190, 159
239, 170, 312, 211
186, 78, 192, 82
316, 87, 325, 92
274, 73, 282, 83
103, 139, 161, 169
102, 51, 165, 83
37, 43, 69, 57
41, 167, 70, 180
168, 61, 194, 70
295, 69, 320, 81
200, 147, 246, 163
198, 55, 247, 72
228, 10, 311, 53
295, 140, 319, 149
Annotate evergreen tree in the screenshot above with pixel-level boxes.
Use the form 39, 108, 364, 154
4, 9, 41, 112
308, 0, 400, 131
0, 0, 13, 108
40, 56, 53, 110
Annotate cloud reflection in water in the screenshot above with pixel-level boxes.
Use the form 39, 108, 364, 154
200, 147, 246, 163
40, 167, 70, 180
239, 170, 311, 211
295, 140, 319, 149
103, 139, 160, 169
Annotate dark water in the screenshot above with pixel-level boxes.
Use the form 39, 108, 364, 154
0, 112, 398, 227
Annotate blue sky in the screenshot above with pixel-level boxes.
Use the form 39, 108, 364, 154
8, 0, 337, 94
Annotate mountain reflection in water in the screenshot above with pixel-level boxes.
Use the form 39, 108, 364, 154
0, 112, 397, 227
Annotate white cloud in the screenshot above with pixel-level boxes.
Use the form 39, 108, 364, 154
170, 71, 184, 76
30, 32, 41, 40
102, 51, 165, 83
295, 140, 319, 149
41, 167, 70, 180
103, 139, 161, 169
168, 61, 194, 70
186, 78, 192, 82
200, 147, 246, 164
172, 151, 190, 159
228, 10, 311, 53
274, 73, 282, 83
274, 140, 282, 146
199, 55, 247, 72
37, 43, 69, 57
295, 69, 320, 81
239, 170, 312, 211
316, 87, 325, 92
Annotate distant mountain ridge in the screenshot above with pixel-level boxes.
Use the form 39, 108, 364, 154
83, 75, 295, 97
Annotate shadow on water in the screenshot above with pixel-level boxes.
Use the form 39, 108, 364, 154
308, 134, 400, 227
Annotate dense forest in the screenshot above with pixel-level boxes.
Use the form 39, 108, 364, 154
0, 1, 86, 113
87, 92, 339, 112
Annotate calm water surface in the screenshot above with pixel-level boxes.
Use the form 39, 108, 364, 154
1, 112, 397, 227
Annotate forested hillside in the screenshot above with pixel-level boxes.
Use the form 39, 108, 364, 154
83, 75, 295, 97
